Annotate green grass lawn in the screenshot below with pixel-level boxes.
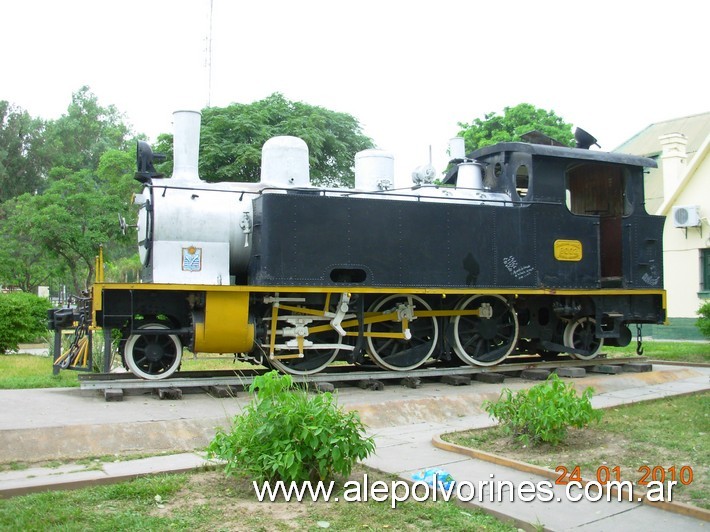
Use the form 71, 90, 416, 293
1, 339, 706, 389
604, 340, 710, 363
446, 391, 710, 509
0, 465, 516, 531
0, 350, 260, 389
0, 353, 80, 389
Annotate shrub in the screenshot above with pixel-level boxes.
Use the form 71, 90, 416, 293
207, 371, 375, 483
483, 373, 601, 446
696, 302, 710, 338
0, 293, 51, 354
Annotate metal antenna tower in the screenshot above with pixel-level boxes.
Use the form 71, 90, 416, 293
206, 0, 214, 107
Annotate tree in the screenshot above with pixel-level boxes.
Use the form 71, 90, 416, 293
104, 254, 142, 284
96, 149, 138, 199
457, 103, 575, 153
0, 101, 47, 202
0, 89, 141, 295
42, 86, 132, 174
95, 149, 142, 263
0, 198, 63, 293
6, 168, 133, 295
155, 93, 374, 187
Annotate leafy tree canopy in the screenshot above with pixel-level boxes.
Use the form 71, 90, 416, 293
0, 198, 64, 293
457, 103, 574, 153
0, 101, 46, 202
155, 93, 374, 187
0, 89, 376, 295
42, 86, 133, 174
0, 87, 139, 294
3, 167, 133, 294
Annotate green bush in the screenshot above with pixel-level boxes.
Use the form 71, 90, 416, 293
207, 371, 375, 482
483, 373, 601, 446
0, 293, 51, 354
696, 302, 710, 338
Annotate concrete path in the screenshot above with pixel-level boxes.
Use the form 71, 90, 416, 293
0, 364, 708, 530
366, 415, 708, 531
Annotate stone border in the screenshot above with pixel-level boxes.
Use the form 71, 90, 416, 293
433, 426, 710, 522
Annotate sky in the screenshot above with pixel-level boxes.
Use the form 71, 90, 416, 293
2, 0, 709, 186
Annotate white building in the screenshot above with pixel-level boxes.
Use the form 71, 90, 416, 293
616, 112, 710, 339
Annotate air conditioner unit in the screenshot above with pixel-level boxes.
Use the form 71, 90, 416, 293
672, 205, 701, 228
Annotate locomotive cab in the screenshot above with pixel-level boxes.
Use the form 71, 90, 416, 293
464, 142, 663, 291
566, 162, 632, 285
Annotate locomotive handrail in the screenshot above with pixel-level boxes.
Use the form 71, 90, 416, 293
146, 182, 264, 195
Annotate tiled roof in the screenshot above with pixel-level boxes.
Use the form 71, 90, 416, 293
615, 112, 710, 157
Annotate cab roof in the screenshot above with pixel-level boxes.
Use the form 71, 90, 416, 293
470, 142, 658, 168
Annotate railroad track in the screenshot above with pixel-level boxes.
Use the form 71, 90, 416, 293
78, 355, 651, 395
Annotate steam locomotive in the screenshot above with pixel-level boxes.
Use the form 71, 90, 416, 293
60, 110, 666, 379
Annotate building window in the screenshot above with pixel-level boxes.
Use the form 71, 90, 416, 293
701, 249, 710, 297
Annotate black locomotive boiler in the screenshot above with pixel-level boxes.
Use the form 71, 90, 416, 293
75, 111, 665, 379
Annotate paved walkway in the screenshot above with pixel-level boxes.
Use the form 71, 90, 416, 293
1, 364, 708, 530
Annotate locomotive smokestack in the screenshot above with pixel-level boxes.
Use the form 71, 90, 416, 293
171, 110, 202, 181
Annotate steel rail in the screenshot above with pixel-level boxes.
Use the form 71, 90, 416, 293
78, 356, 648, 391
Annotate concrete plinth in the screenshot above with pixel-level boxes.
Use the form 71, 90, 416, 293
474, 373, 505, 384
589, 365, 623, 375
104, 389, 123, 402
310, 382, 335, 394
401, 377, 422, 389
622, 363, 653, 373
556, 367, 586, 378
520, 369, 551, 380
157, 388, 183, 400
357, 380, 384, 391
206, 385, 234, 398
440, 375, 471, 386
